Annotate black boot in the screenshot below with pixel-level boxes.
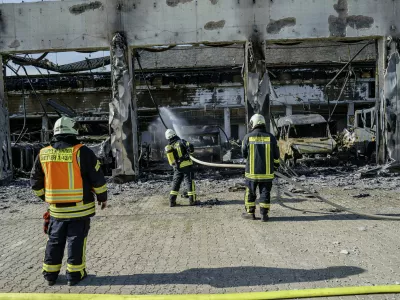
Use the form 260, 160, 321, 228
261, 214, 269, 222
47, 280, 56, 286
189, 195, 200, 206
170, 195, 177, 207
241, 213, 256, 220
261, 208, 269, 222
68, 271, 87, 286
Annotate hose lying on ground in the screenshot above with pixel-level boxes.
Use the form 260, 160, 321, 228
2, 285, 400, 299
190, 156, 400, 221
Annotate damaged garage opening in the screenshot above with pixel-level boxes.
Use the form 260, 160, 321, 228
0, 0, 400, 183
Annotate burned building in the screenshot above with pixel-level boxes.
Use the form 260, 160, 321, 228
0, 0, 400, 181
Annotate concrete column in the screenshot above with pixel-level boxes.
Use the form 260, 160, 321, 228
376, 37, 387, 164
347, 102, 355, 126
285, 105, 292, 116
109, 33, 137, 179
223, 108, 231, 140
243, 39, 270, 132
0, 55, 13, 185
41, 115, 50, 143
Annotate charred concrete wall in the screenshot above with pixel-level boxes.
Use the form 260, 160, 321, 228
0, 0, 398, 53
384, 51, 400, 162
0, 56, 12, 184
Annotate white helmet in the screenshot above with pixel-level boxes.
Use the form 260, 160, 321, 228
53, 117, 79, 135
165, 129, 177, 140
249, 114, 266, 130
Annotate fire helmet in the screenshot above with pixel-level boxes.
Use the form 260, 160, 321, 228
53, 117, 79, 135
249, 114, 266, 130
165, 129, 177, 140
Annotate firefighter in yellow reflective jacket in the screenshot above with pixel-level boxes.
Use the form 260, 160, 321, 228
30, 117, 108, 286
242, 114, 280, 222
165, 129, 197, 207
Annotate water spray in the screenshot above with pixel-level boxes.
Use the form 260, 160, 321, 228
135, 52, 168, 129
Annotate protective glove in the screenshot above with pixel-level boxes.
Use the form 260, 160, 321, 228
43, 211, 50, 234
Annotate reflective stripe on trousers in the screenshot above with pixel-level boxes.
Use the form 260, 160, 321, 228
42, 217, 90, 282
244, 181, 272, 215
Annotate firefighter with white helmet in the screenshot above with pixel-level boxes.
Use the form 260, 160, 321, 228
30, 116, 108, 286
164, 129, 197, 207
241, 114, 280, 222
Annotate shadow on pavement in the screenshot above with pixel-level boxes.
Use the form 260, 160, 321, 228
270, 214, 375, 221
81, 266, 365, 288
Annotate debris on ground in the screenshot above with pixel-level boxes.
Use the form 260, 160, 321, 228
340, 250, 350, 255
228, 183, 246, 192
199, 198, 220, 207
352, 193, 371, 198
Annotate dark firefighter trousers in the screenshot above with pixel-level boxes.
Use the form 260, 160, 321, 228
244, 181, 273, 216
170, 167, 196, 204
42, 217, 90, 282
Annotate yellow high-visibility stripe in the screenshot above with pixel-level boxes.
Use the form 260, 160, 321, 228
170, 191, 179, 196
34, 189, 45, 197
266, 143, 270, 175
244, 187, 255, 213
93, 184, 107, 194
46, 195, 83, 200
166, 152, 175, 166
46, 189, 83, 194
192, 180, 196, 201
175, 142, 182, 157
67, 263, 85, 273
68, 162, 74, 190
250, 144, 255, 174
95, 160, 101, 172
180, 160, 193, 168
274, 159, 280, 164
260, 203, 271, 208
42, 263, 62, 272
77, 150, 81, 168
245, 173, 274, 180
49, 202, 95, 213
50, 208, 95, 219
80, 237, 87, 278
249, 136, 270, 142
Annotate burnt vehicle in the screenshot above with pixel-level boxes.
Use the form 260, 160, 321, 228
179, 125, 223, 163
276, 114, 337, 166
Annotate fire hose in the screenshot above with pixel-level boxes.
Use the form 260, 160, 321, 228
190, 156, 400, 221
2, 285, 400, 299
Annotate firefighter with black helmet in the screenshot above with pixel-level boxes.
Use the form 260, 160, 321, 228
165, 129, 197, 207
30, 116, 108, 286
241, 114, 280, 222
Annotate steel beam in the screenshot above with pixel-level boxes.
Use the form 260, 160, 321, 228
0, 0, 399, 53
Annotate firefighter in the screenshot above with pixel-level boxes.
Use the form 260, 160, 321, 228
165, 129, 197, 207
30, 117, 107, 286
241, 114, 280, 222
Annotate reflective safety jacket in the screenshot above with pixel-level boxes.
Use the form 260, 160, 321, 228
39, 144, 84, 204
242, 128, 280, 182
31, 135, 107, 219
165, 137, 194, 170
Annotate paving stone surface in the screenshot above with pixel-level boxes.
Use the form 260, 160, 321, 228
0, 175, 400, 300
